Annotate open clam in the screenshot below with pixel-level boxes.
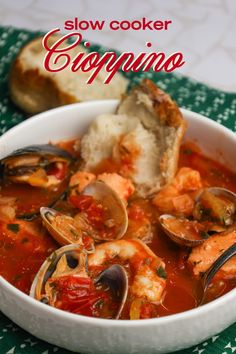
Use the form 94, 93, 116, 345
194, 187, 236, 226
30, 245, 128, 319
95, 264, 128, 319
159, 187, 236, 247
41, 181, 128, 245
159, 214, 206, 247
81, 181, 128, 241
40, 207, 95, 252
30, 244, 87, 302
0, 144, 73, 188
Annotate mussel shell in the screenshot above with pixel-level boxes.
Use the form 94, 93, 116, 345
0, 144, 74, 219
0, 144, 73, 178
1, 144, 72, 165
159, 214, 205, 247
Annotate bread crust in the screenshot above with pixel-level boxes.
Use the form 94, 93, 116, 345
9, 58, 77, 114
9, 36, 128, 114
117, 79, 187, 193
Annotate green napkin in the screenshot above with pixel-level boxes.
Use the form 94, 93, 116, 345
0, 25, 236, 354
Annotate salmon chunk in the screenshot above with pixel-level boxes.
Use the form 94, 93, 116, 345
188, 228, 236, 279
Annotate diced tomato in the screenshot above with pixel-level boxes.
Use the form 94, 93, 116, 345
49, 275, 110, 317
140, 302, 157, 319
47, 163, 67, 180
69, 195, 93, 210
128, 204, 146, 221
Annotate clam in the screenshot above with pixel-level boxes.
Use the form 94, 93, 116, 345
194, 187, 236, 226
159, 187, 236, 247
95, 264, 128, 319
81, 181, 128, 241
40, 181, 128, 246
30, 244, 87, 303
30, 245, 129, 319
199, 242, 236, 305
159, 214, 206, 247
40, 207, 95, 252
0, 144, 73, 188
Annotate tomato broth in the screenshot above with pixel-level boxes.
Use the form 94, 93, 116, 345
0, 141, 236, 319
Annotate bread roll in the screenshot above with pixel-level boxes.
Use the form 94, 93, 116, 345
9, 36, 128, 114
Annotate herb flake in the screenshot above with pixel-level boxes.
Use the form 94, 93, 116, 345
156, 266, 167, 279
7, 223, 20, 234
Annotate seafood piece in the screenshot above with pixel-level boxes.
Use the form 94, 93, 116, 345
69, 171, 134, 202
95, 264, 128, 319
153, 167, 202, 216
69, 171, 96, 194
70, 181, 128, 241
194, 188, 236, 226
97, 173, 135, 201
199, 243, 236, 305
43, 181, 128, 243
0, 144, 73, 188
188, 227, 236, 279
159, 187, 236, 248
0, 196, 17, 222
88, 239, 167, 303
40, 207, 94, 251
30, 245, 128, 319
159, 215, 206, 247
30, 245, 87, 302
125, 202, 154, 244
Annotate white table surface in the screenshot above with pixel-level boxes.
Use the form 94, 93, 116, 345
0, 0, 235, 92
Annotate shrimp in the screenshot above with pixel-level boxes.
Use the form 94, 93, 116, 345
88, 239, 166, 303
98, 173, 135, 201
69, 171, 96, 194
153, 167, 202, 216
69, 171, 134, 202
188, 227, 236, 279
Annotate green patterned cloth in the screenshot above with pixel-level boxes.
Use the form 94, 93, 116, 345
0, 25, 236, 354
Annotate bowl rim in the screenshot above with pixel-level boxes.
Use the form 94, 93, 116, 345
1, 100, 236, 327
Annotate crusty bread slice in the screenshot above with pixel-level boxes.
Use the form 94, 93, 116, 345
117, 79, 187, 195
81, 79, 186, 197
9, 36, 128, 114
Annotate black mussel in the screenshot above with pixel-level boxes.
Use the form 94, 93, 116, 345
0, 144, 73, 188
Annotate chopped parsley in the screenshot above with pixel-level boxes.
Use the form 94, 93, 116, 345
200, 231, 210, 239
156, 266, 167, 279
7, 223, 20, 234
183, 148, 193, 155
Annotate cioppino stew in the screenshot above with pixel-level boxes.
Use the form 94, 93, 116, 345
1, 80, 236, 320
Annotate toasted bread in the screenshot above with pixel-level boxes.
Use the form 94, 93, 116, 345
117, 79, 187, 194
81, 79, 186, 197
9, 36, 128, 114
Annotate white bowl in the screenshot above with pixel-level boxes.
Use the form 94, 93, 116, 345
0, 100, 236, 354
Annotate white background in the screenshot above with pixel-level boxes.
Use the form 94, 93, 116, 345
0, 0, 236, 92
